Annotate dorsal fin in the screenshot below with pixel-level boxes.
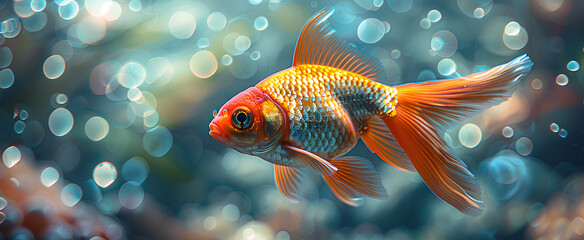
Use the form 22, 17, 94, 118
293, 7, 387, 83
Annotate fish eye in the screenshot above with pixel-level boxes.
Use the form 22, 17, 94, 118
232, 107, 252, 129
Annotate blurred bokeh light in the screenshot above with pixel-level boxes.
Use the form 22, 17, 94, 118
1, 0, 584, 239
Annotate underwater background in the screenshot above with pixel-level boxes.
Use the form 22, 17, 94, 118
1, 0, 584, 239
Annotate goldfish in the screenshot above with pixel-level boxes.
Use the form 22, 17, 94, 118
209, 7, 533, 216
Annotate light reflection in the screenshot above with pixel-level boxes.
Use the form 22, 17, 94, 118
43, 55, 66, 79
190, 50, 218, 78
2, 146, 21, 168
40, 167, 60, 187
459, 123, 482, 148
93, 162, 117, 188
85, 116, 110, 141
358, 18, 386, 44
61, 183, 83, 207
169, 11, 196, 39
48, 108, 74, 136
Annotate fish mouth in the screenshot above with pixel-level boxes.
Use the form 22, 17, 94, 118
209, 122, 229, 144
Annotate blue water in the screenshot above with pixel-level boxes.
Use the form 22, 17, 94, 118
1, 0, 583, 239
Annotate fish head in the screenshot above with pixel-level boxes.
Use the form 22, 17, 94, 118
210, 87, 286, 154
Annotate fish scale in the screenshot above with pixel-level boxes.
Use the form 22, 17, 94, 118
257, 64, 398, 158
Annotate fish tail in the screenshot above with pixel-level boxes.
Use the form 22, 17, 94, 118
379, 55, 533, 216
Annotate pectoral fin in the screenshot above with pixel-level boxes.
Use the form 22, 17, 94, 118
274, 165, 306, 203
284, 144, 337, 176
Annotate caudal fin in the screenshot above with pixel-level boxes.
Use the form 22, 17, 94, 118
383, 55, 533, 216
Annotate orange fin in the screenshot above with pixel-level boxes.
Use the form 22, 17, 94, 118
362, 116, 415, 172
323, 175, 364, 206
293, 7, 386, 82
383, 55, 533, 216
284, 144, 337, 176
274, 165, 306, 203
330, 156, 389, 200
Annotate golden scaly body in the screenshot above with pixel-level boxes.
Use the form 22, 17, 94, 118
256, 65, 397, 161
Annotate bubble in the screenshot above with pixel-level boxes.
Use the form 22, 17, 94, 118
127, 87, 142, 101
19, 110, 28, 120
431, 31, 458, 57
567, 61, 580, 71
550, 123, 560, 132
0, 69, 15, 89
101, 1, 122, 21
22, 12, 48, 32
119, 181, 144, 209
556, 74, 568, 86
61, 183, 82, 207
129, 0, 142, 11
531, 78, 543, 90
358, 18, 385, 44
474, 8, 485, 18
254, 16, 268, 31
72, 17, 106, 44
503, 23, 528, 50
169, 11, 196, 39
276, 231, 291, 240
222, 204, 240, 222
143, 109, 159, 127
387, 0, 412, 13
3, 146, 21, 168
43, 55, 66, 79
488, 155, 521, 184
559, 129, 568, 138
30, 0, 46, 12
250, 51, 261, 61
459, 123, 482, 148
0, 47, 12, 68
515, 137, 533, 156
504, 21, 520, 36
143, 125, 173, 157
235, 35, 251, 52
391, 49, 401, 59
420, 18, 431, 29
197, 38, 210, 48
122, 157, 149, 183
222, 55, 233, 66
1, 18, 22, 38
458, 0, 493, 18
207, 12, 227, 31
14, 120, 25, 134
85, 116, 110, 141
93, 162, 117, 188
502, 126, 514, 138
118, 62, 146, 88
437, 58, 456, 76
59, 0, 79, 20
427, 10, 442, 22
40, 167, 59, 187
249, 0, 262, 5
190, 50, 218, 79
56, 94, 68, 104
48, 108, 74, 137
